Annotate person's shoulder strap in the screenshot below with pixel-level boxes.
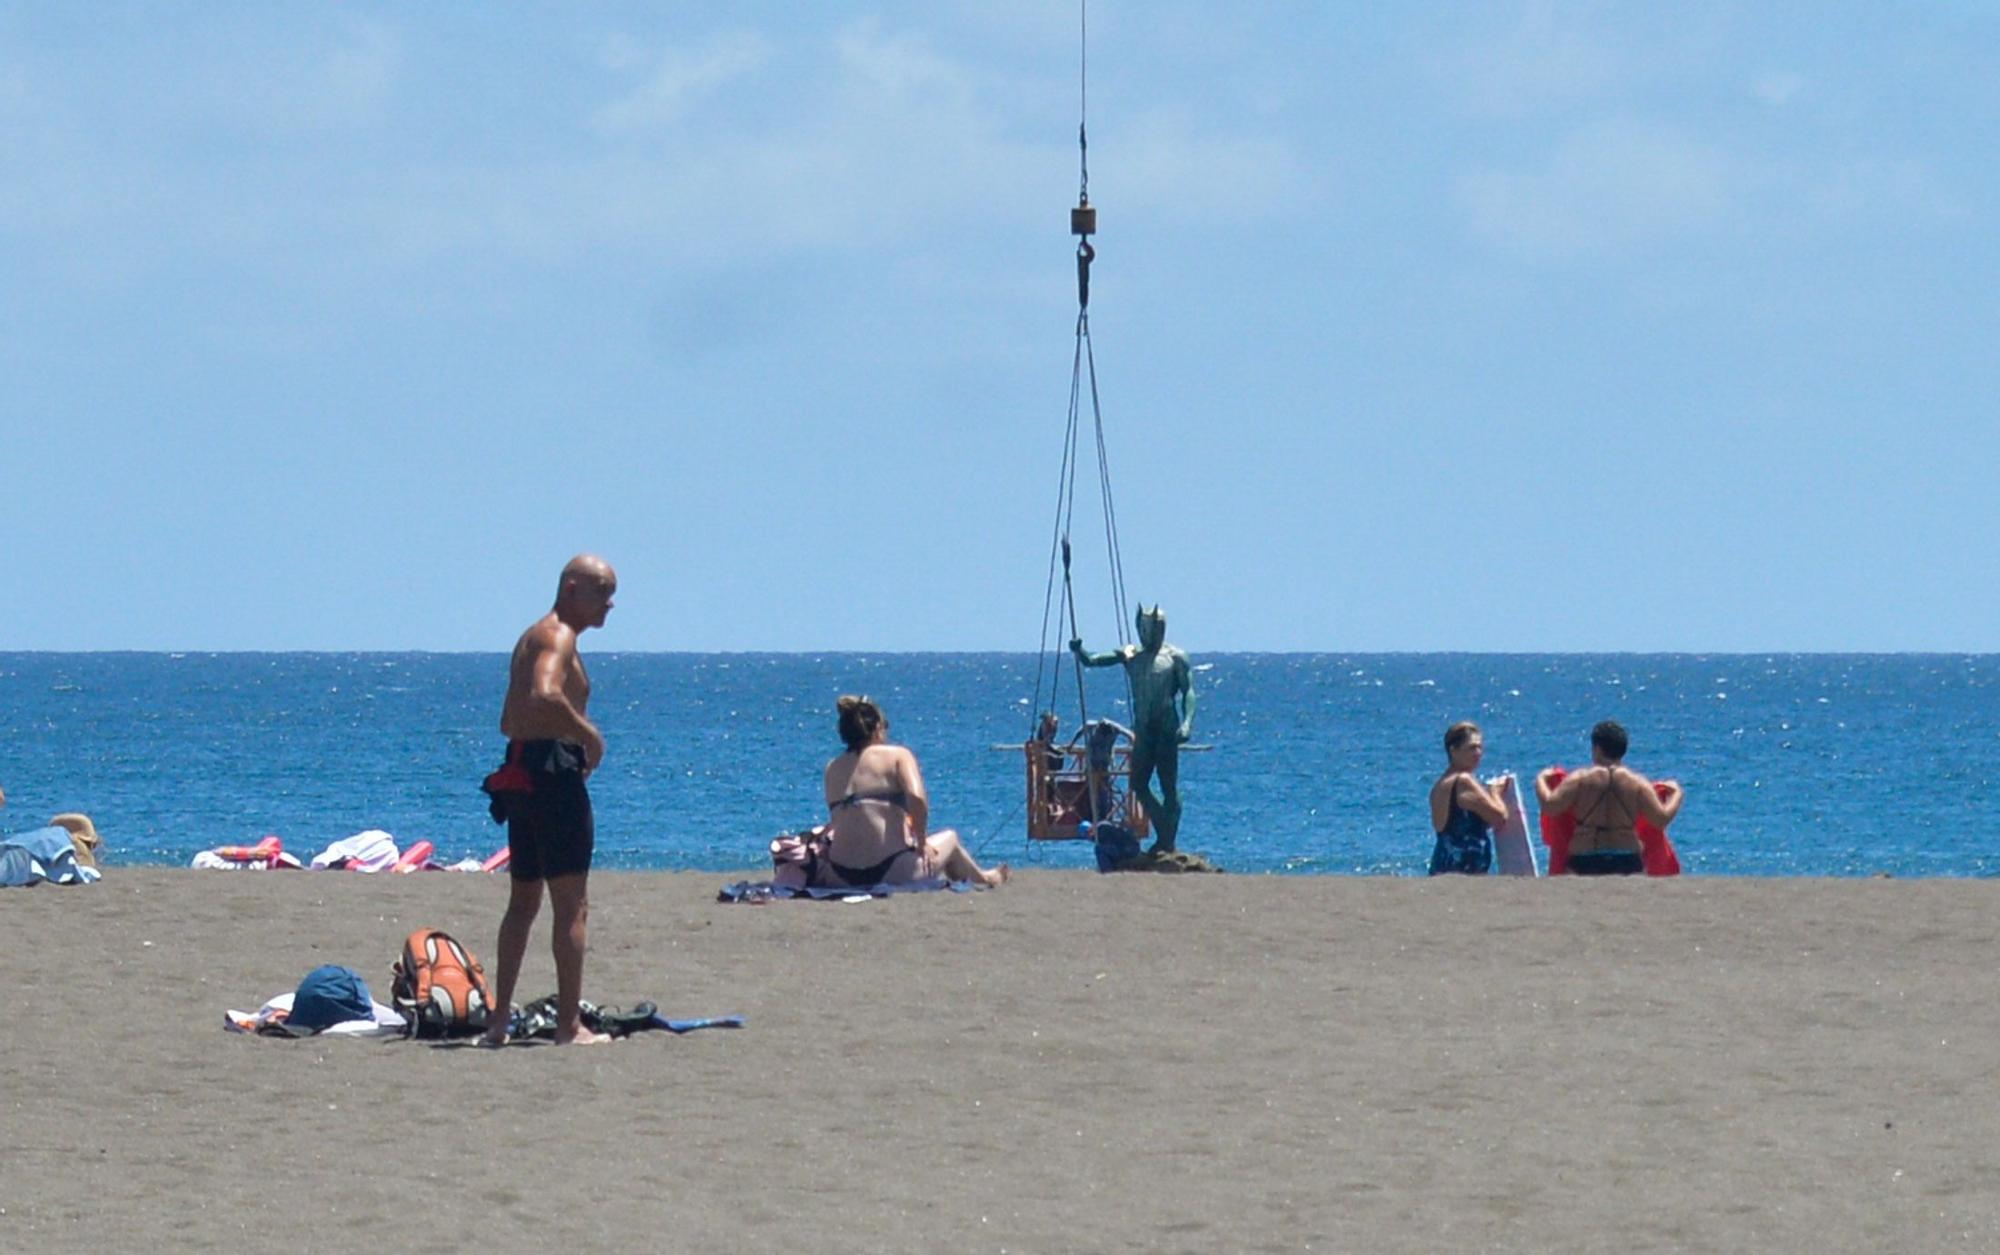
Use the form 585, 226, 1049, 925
1605, 766, 1635, 818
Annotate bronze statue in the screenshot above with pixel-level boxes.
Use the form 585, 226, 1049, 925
1071, 605, 1196, 853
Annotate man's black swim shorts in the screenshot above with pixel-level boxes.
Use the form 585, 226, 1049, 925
503, 739, 595, 881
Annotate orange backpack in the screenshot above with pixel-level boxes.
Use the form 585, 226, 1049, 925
390, 928, 494, 1038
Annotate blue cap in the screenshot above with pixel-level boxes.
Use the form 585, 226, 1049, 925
289, 965, 373, 1032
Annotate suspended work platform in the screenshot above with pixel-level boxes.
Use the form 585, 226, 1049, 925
1019, 736, 1149, 842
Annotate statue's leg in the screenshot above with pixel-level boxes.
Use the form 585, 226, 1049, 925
1127, 744, 1163, 846
1150, 745, 1182, 854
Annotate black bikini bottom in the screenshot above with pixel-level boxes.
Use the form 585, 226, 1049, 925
1569, 850, 1643, 877
825, 848, 916, 886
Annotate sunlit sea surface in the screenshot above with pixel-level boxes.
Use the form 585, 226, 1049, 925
1, 653, 1993, 876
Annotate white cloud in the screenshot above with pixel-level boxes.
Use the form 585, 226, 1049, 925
175, 16, 403, 136
0, 59, 27, 115
1753, 71, 1805, 107
596, 33, 649, 75
318, 19, 401, 125
1458, 106, 1971, 270
1459, 116, 1729, 260
1425, 1, 1629, 121
1796, 155, 1970, 225
593, 30, 771, 131
557, 23, 1050, 261
1113, 109, 1307, 220
832, 20, 973, 109
0, 13, 1310, 321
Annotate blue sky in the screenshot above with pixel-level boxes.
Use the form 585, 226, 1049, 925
1, 2, 1993, 652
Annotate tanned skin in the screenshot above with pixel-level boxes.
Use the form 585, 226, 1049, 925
1430, 729, 1509, 834
481, 554, 617, 1047
1536, 743, 1684, 856
821, 721, 1009, 888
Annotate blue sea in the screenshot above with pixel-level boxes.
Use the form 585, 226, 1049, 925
1, 652, 1993, 877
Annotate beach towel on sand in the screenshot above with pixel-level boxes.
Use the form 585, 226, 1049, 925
309, 830, 401, 872
717, 876, 976, 904
224, 991, 406, 1037
1538, 767, 1681, 876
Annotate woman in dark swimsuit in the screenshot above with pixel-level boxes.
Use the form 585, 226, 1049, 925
1429, 721, 1511, 875
812, 696, 1009, 888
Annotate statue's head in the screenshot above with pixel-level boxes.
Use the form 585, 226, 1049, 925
1136, 604, 1166, 649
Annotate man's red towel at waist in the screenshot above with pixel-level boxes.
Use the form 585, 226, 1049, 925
481, 741, 536, 824
483, 741, 535, 798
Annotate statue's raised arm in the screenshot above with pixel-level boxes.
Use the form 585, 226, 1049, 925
1069, 636, 1127, 668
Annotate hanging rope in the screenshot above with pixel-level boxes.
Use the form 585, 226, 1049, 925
1031, 317, 1087, 729
1070, 0, 1126, 650
1079, 0, 1089, 208
1032, 0, 1129, 737
1084, 324, 1130, 637
1072, 0, 1096, 314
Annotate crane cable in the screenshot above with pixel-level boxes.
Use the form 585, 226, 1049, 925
1032, 0, 1130, 739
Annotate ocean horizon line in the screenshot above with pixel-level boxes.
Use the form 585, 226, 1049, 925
3, 647, 1995, 659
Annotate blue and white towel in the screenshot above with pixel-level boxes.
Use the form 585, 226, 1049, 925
0, 826, 102, 887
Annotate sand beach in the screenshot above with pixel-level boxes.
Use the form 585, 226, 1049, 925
4, 868, 2000, 1252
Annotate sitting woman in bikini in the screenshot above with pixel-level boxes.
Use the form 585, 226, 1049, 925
788, 695, 1008, 889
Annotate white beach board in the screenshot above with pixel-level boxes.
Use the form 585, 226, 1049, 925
1490, 775, 1540, 877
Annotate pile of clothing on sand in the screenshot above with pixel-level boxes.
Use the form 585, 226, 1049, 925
1, 814, 105, 887
227, 931, 742, 1042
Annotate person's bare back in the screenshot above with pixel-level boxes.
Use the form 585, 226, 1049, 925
1561, 765, 1648, 855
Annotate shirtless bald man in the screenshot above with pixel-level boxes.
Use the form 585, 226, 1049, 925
1535, 720, 1684, 876
480, 555, 617, 1046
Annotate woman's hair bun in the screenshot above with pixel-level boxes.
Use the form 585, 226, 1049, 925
837, 694, 884, 751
